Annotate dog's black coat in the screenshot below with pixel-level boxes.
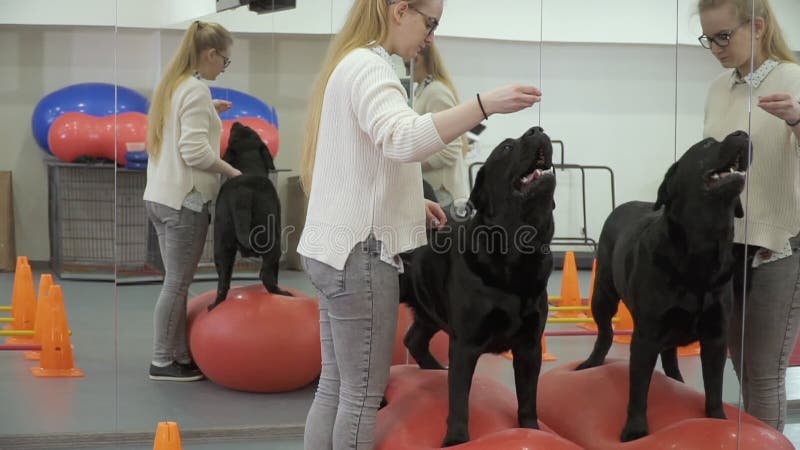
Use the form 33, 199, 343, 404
208, 122, 291, 311
576, 131, 751, 441
399, 126, 556, 446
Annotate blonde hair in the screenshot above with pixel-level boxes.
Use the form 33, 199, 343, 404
417, 44, 470, 156
300, 0, 429, 194
697, 0, 798, 64
147, 21, 233, 159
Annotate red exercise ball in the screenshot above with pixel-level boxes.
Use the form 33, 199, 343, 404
375, 365, 582, 450
48, 111, 147, 165
537, 359, 794, 450
220, 117, 280, 158
391, 304, 449, 367
187, 284, 320, 393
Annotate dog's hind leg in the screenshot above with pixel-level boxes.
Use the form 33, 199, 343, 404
442, 342, 481, 447
660, 347, 684, 382
511, 337, 543, 430
259, 246, 293, 297
210, 237, 237, 311
404, 319, 446, 370
621, 336, 660, 442
576, 274, 618, 370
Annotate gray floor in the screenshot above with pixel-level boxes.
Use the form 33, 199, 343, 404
0, 268, 798, 449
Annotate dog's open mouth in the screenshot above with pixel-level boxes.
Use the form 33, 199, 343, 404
513, 150, 553, 194
704, 153, 746, 190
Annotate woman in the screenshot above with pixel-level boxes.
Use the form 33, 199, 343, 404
698, 0, 800, 431
297, 0, 542, 448
411, 43, 470, 207
143, 20, 240, 382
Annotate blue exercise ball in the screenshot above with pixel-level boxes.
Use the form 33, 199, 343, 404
31, 82, 149, 154
209, 87, 278, 127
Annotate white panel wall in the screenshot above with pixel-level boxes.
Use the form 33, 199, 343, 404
2, 0, 797, 49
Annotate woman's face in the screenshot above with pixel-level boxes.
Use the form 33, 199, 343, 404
395, 0, 442, 60
198, 46, 231, 81
699, 4, 755, 72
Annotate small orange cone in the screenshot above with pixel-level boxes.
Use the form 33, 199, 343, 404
5, 261, 37, 345
153, 421, 183, 450
542, 334, 557, 362
24, 274, 54, 361
577, 259, 599, 331
612, 302, 634, 344
30, 285, 84, 378
554, 251, 585, 318
678, 341, 701, 357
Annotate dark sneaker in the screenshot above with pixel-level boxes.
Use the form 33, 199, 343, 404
149, 362, 204, 382
177, 360, 200, 372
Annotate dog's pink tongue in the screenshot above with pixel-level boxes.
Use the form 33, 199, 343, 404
521, 169, 543, 185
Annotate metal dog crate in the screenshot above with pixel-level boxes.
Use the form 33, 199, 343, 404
47, 158, 280, 282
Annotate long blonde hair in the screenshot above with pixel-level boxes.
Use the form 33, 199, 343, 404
300, 0, 429, 194
147, 21, 233, 159
697, 0, 798, 64
418, 43, 469, 156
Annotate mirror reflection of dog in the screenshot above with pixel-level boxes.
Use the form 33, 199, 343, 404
399, 126, 556, 446
208, 122, 292, 312
576, 131, 751, 442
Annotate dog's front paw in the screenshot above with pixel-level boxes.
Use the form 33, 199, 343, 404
518, 417, 540, 429
441, 431, 469, 447
207, 299, 223, 311
706, 406, 726, 420
267, 286, 293, 297
620, 420, 648, 442
576, 358, 600, 370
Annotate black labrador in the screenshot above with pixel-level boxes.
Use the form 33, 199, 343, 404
576, 131, 751, 441
208, 122, 292, 311
399, 126, 556, 446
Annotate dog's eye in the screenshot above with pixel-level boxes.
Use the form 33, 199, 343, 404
503, 145, 513, 152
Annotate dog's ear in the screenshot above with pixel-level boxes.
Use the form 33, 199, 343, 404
654, 161, 678, 211
223, 145, 237, 165
260, 142, 276, 172
734, 197, 744, 218
468, 168, 494, 216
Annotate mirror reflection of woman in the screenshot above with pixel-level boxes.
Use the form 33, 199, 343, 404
698, 0, 800, 432
411, 44, 470, 208
144, 21, 239, 382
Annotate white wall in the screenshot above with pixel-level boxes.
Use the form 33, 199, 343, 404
2, 1, 798, 49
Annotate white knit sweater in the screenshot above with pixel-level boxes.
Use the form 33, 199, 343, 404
298, 47, 446, 270
143, 76, 222, 210
703, 62, 800, 252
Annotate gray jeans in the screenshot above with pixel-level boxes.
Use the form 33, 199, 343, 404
301, 236, 399, 450
729, 239, 800, 431
145, 201, 209, 365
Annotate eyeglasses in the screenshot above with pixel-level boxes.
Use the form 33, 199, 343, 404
408, 5, 439, 37
217, 52, 231, 68
698, 21, 749, 49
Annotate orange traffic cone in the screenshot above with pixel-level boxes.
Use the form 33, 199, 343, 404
554, 251, 585, 318
612, 302, 634, 344
578, 259, 599, 331
678, 341, 701, 357
5, 261, 37, 345
30, 285, 84, 378
24, 274, 54, 361
5, 257, 28, 326
153, 421, 183, 450
542, 334, 557, 362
